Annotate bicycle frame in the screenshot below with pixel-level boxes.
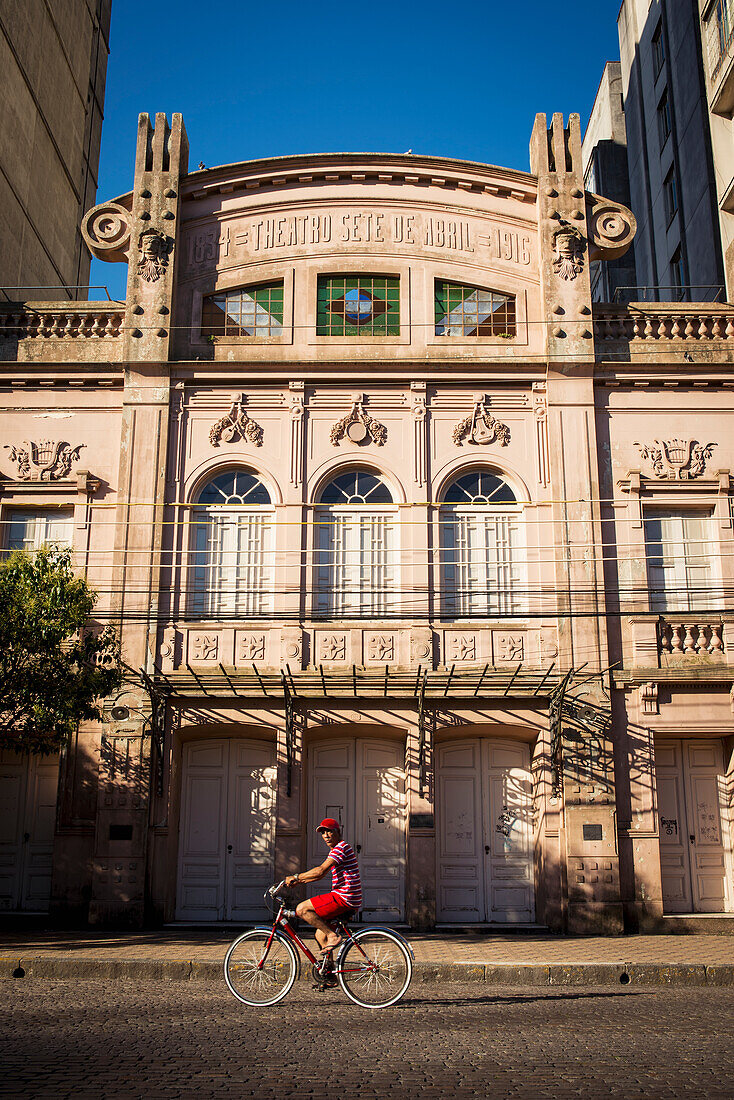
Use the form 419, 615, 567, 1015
256, 901, 373, 975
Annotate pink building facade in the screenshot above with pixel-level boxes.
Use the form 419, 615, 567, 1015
2, 112, 733, 932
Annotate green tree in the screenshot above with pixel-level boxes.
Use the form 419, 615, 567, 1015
0, 547, 122, 755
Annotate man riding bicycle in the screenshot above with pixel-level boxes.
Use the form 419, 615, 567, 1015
285, 818, 362, 956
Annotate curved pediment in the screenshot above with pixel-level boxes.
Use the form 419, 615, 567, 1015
80, 114, 636, 364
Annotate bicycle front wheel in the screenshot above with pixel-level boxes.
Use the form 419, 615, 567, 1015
224, 929, 297, 1007
337, 929, 412, 1008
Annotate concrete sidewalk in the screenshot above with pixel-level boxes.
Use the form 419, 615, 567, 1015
2, 928, 734, 986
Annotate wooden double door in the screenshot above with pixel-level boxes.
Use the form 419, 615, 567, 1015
656, 738, 733, 914
436, 738, 535, 923
307, 738, 406, 922
176, 738, 276, 921
0, 750, 59, 913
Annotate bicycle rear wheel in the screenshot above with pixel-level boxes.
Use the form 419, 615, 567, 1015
337, 929, 412, 1008
224, 929, 297, 1007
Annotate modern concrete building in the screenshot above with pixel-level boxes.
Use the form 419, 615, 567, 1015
698, 0, 734, 296
0, 0, 111, 301
618, 0, 725, 300
2, 112, 733, 935
583, 62, 637, 303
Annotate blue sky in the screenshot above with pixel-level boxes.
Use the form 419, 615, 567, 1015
91, 0, 622, 298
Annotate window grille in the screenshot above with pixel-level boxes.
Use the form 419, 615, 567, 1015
314, 470, 397, 615
440, 471, 525, 617
190, 470, 273, 617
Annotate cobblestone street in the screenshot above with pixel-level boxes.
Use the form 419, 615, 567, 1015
2, 980, 733, 1098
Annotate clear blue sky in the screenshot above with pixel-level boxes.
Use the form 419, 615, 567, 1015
91, 0, 622, 299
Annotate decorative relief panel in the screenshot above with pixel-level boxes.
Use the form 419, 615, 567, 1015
189, 633, 219, 662
289, 382, 305, 487
209, 397, 264, 447
453, 398, 510, 447
634, 439, 716, 480
411, 381, 427, 487
159, 625, 178, 673
281, 627, 303, 667
237, 632, 266, 662
330, 396, 386, 446
411, 629, 433, 666
493, 633, 524, 662
318, 632, 348, 663
446, 633, 477, 662
4, 440, 85, 481
366, 633, 395, 663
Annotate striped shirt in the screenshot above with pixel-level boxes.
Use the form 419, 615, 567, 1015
328, 841, 362, 909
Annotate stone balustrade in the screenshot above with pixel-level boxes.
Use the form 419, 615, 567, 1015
593, 305, 734, 343
0, 305, 124, 340
658, 619, 725, 659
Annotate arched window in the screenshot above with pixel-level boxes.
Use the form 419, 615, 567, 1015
314, 470, 397, 616
440, 470, 525, 617
190, 470, 273, 617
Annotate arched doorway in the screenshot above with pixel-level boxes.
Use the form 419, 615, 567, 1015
436, 738, 535, 923
307, 737, 406, 921
176, 738, 276, 921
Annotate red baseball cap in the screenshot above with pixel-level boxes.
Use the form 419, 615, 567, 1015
316, 818, 341, 833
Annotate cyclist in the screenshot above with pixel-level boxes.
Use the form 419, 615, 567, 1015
285, 818, 362, 957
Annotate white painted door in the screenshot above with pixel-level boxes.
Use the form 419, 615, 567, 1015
0, 750, 59, 912
656, 739, 732, 914
176, 739, 275, 921
308, 738, 405, 921
437, 739, 534, 923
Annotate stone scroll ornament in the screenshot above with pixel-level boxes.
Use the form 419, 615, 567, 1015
586, 199, 637, 262
330, 400, 387, 446
136, 228, 172, 283
4, 440, 85, 481
453, 401, 510, 447
552, 222, 585, 281
209, 400, 264, 447
634, 439, 716, 480
80, 202, 132, 265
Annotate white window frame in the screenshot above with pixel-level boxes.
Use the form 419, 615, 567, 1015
189, 474, 275, 619
314, 505, 399, 617
643, 508, 720, 613
439, 499, 526, 618
4, 509, 73, 552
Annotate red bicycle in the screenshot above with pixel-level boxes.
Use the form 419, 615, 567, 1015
223, 880, 413, 1009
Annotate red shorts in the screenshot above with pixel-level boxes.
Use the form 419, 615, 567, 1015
310, 892, 354, 920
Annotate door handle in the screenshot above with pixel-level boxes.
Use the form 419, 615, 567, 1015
23, 832, 30, 843
356, 844, 362, 853
227, 844, 233, 853
485, 845, 490, 854
689, 835, 695, 843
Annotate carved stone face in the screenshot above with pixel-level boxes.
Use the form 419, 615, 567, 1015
139, 229, 166, 261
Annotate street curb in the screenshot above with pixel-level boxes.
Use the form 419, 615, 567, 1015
2, 956, 733, 986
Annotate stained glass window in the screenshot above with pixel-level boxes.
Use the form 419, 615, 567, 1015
202, 282, 284, 338
434, 281, 516, 337
317, 276, 400, 336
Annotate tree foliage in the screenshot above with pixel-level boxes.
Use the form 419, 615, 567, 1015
0, 548, 122, 755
